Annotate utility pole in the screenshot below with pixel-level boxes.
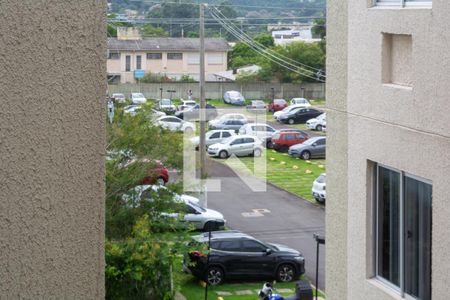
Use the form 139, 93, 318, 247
199, 3, 206, 181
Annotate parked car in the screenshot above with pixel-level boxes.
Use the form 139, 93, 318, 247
123, 104, 141, 116
288, 136, 326, 160
312, 173, 326, 203
208, 135, 263, 158
123, 186, 226, 231
190, 130, 236, 150
131, 92, 147, 104
271, 131, 310, 152
278, 107, 323, 124
156, 98, 177, 114
111, 93, 126, 103
183, 230, 305, 285
175, 103, 217, 121
121, 158, 170, 185
265, 128, 309, 149
150, 108, 166, 119
290, 98, 311, 107
223, 90, 245, 106
208, 113, 248, 128
208, 118, 246, 132
238, 123, 276, 141
306, 113, 326, 131
273, 105, 307, 121
178, 100, 197, 111
246, 100, 266, 111
155, 116, 195, 134
268, 99, 288, 112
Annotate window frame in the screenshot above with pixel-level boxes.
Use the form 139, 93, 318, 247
374, 164, 432, 299
136, 55, 142, 70
167, 53, 183, 60
373, 0, 432, 7
147, 52, 162, 60
125, 55, 131, 72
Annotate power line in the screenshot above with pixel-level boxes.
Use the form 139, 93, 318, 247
211, 6, 324, 75
140, 0, 326, 11
210, 10, 325, 82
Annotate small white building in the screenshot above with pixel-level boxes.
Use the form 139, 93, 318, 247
271, 29, 321, 45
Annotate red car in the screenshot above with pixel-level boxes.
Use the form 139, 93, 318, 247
271, 130, 310, 152
268, 99, 288, 112
124, 158, 169, 185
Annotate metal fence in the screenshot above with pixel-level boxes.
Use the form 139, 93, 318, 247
108, 82, 325, 100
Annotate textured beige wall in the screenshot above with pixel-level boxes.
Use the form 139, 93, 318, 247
328, 0, 450, 299
0, 1, 105, 298
326, 0, 348, 298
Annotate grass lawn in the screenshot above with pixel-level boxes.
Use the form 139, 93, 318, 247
212, 150, 325, 203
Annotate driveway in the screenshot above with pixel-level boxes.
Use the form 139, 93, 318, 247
206, 160, 326, 291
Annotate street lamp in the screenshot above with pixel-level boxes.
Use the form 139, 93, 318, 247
167, 89, 176, 100
159, 87, 163, 100
313, 234, 325, 300
271, 87, 275, 101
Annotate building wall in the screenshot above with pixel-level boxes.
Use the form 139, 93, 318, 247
328, 0, 450, 299
107, 51, 228, 83
0, 1, 105, 298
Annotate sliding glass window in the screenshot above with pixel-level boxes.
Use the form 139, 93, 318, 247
375, 165, 431, 300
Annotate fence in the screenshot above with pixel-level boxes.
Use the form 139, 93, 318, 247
108, 82, 325, 100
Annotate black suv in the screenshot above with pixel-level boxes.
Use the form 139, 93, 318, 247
183, 231, 305, 285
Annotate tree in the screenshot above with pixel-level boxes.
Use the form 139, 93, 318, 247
105, 104, 189, 299
311, 19, 326, 39
141, 24, 168, 37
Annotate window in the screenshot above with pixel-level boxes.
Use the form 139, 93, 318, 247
108, 51, 120, 59
217, 240, 241, 252
222, 132, 231, 138
164, 117, 181, 123
210, 132, 220, 139
244, 138, 254, 144
187, 53, 200, 65
375, 165, 431, 300
147, 53, 162, 60
207, 53, 223, 65
241, 240, 266, 252
231, 138, 244, 145
136, 55, 141, 69
375, 0, 431, 6
316, 138, 326, 146
167, 53, 183, 60
125, 55, 131, 72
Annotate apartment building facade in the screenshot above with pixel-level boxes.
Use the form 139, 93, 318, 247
107, 28, 230, 83
327, 1, 449, 300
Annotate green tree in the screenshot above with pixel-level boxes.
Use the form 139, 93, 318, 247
311, 19, 326, 39
141, 24, 168, 37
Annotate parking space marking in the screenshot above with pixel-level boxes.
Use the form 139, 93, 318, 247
253, 208, 271, 214
241, 211, 264, 217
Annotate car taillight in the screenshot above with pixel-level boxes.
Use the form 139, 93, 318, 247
190, 250, 207, 257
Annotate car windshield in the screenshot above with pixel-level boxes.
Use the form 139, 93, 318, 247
228, 91, 240, 97
316, 174, 326, 183
160, 99, 171, 105
188, 202, 206, 213
289, 107, 302, 114
317, 113, 326, 120
274, 99, 285, 104
133, 93, 144, 98
303, 138, 318, 145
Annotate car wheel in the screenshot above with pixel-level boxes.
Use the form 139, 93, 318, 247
316, 125, 322, 131
315, 197, 325, 204
266, 140, 273, 149
288, 119, 294, 125
301, 151, 311, 160
203, 221, 219, 232
156, 177, 166, 186
219, 150, 228, 159
253, 148, 262, 157
206, 266, 225, 285
276, 264, 296, 282
281, 145, 289, 153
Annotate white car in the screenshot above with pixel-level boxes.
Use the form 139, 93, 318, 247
208, 113, 248, 128
112, 93, 126, 103
190, 130, 236, 149
131, 92, 147, 104
312, 173, 326, 204
207, 135, 264, 159
157, 98, 177, 114
123, 185, 226, 231
122, 185, 200, 208
155, 116, 195, 133
273, 105, 308, 121
306, 113, 326, 131
290, 98, 311, 107
123, 105, 141, 116
178, 100, 197, 111
238, 123, 276, 141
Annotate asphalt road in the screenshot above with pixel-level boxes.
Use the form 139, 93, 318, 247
205, 160, 326, 291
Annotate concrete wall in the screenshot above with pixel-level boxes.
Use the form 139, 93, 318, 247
0, 1, 105, 298
108, 82, 325, 100
327, 0, 450, 299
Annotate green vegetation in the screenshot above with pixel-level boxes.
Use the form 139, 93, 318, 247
215, 150, 326, 203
